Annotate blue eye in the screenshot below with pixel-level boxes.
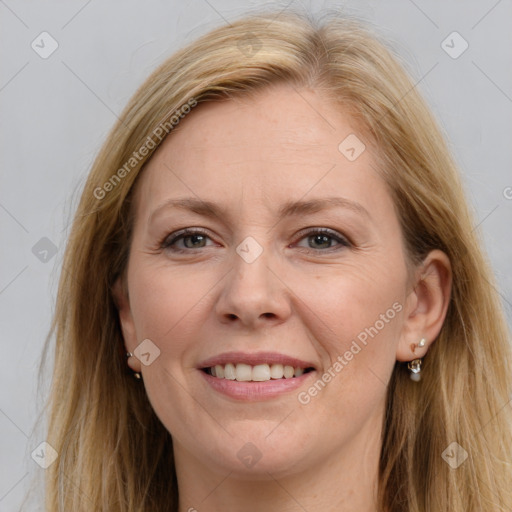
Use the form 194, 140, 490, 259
295, 228, 350, 251
161, 228, 213, 252
160, 227, 350, 253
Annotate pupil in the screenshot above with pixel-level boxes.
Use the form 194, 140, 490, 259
185, 235, 204, 248
312, 234, 330, 248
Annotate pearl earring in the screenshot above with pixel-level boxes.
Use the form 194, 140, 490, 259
408, 358, 422, 381
408, 338, 426, 381
126, 352, 141, 379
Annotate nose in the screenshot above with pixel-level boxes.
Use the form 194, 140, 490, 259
214, 243, 292, 329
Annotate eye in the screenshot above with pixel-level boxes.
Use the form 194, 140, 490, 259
160, 227, 351, 254
161, 228, 215, 252
295, 228, 351, 252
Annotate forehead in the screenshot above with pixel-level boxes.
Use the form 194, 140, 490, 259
133, 83, 393, 224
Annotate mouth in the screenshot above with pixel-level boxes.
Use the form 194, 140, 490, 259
197, 351, 317, 400
201, 363, 315, 381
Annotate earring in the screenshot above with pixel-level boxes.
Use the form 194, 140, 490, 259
408, 358, 422, 381
410, 337, 427, 354
408, 337, 426, 381
126, 352, 141, 379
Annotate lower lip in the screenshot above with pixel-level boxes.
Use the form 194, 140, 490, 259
199, 370, 315, 401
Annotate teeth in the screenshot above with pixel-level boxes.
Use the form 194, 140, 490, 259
224, 363, 236, 380
206, 363, 310, 381
252, 364, 271, 381
270, 364, 284, 379
283, 365, 294, 379
235, 363, 252, 381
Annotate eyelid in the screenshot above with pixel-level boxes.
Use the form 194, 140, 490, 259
293, 227, 351, 250
160, 226, 352, 253
160, 227, 213, 249
295, 227, 351, 244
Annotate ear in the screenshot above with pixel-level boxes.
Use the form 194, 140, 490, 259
396, 249, 452, 362
112, 276, 141, 373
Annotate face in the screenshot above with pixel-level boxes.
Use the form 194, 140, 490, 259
116, 83, 414, 479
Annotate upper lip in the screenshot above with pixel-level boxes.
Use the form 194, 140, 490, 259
198, 351, 316, 370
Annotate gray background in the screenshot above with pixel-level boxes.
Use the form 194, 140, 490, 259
1, 0, 511, 509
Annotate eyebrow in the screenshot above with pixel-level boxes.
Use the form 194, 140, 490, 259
148, 196, 371, 226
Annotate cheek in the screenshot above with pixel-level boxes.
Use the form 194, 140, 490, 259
291, 268, 403, 454
288, 260, 406, 414
294, 258, 405, 345
127, 262, 208, 349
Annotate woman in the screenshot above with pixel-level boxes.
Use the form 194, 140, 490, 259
39, 10, 512, 512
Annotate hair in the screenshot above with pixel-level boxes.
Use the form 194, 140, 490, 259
32, 9, 511, 512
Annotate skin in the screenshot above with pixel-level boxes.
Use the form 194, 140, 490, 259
114, 83, 452, 512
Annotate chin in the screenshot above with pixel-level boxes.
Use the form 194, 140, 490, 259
199, 425, 314, 478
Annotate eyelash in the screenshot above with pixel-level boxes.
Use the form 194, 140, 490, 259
159, 227, 351, 254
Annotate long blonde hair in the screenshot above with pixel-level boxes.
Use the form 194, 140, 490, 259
35, 10, 512, 511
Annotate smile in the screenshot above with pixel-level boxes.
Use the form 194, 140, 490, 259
198, 351, 317, 400
202, 363, 314, 381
